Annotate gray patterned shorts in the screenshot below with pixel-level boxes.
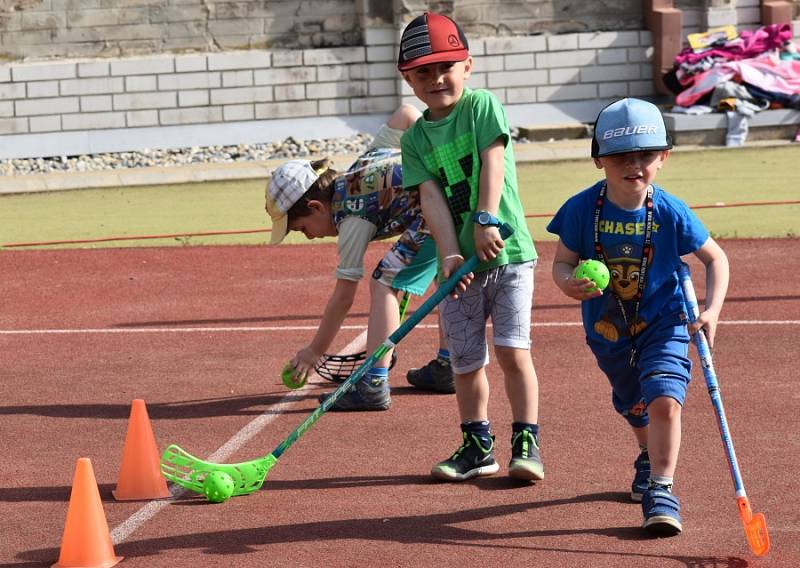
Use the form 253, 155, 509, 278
440, 261, 535, 374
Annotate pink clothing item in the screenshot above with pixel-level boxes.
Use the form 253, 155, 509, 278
676, 55, 800, 107
674, 23, 791, 67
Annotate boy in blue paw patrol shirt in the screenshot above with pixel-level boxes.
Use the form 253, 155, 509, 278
547, 98, 730, 536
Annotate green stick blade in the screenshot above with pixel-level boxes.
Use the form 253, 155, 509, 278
160, 444, 276, 497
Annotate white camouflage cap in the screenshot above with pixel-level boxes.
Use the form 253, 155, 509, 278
265, 160, 319, 245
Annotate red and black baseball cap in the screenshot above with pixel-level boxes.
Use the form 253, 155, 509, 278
397, 12, 469, 71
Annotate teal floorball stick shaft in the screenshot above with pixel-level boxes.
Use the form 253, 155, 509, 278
162, 223, 514, 496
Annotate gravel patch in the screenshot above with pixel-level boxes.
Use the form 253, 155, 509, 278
0, 134, 375, 176
0, 129, 531, 176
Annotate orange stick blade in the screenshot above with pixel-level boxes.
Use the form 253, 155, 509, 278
737, 496, 770, 556
743, 512, 770, 557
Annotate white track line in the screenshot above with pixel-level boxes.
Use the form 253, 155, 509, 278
110, 329, 368, 545
2, 320, 799, 336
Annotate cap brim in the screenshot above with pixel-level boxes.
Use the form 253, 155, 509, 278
595, 144, 672, 158
398, 49, 469, 71
269, 215, 289, 245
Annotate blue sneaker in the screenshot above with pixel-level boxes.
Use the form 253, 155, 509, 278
318, 376, 391, 411
631, 451, 650, 502
642, 486, 682, 535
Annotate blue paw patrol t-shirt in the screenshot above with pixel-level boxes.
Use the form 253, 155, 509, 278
547, 181, 708, 348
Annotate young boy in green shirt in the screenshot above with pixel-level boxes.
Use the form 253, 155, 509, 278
398, 12, 544, 481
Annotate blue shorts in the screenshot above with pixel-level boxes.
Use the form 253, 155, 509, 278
589, 309, 692, 428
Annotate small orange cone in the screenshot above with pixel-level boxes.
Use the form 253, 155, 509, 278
53, 458, 122, 568
113, 399, 171, 501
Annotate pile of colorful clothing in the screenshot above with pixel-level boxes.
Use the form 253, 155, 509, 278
664, 23, 800, 146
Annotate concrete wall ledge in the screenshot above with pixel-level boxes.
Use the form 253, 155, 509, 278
664, 108, 800, 145
517, 123, 591, 141
664, 108, 800, 130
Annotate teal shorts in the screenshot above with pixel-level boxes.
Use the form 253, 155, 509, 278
371, 219, 437, 296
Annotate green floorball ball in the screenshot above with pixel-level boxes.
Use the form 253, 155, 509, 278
575, 259, 610, 292
281, 364, 307, 390
203, 471, 235, 503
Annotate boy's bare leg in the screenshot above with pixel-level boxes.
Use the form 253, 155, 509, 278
367, 278, 400, 368
495, 345, 538, 424
454, 367, 490, 422
632, 424, 649, 448
495, 345, 543, 480
386, 104, 422, 130
637, 396, 682, 535
628, 397, 680, 500
646, 396, 681, 478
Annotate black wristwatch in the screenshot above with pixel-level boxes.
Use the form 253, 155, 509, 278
473, 210, 501, 228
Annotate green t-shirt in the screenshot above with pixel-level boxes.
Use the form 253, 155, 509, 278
400, 88, 536, 272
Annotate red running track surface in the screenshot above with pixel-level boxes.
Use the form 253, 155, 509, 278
1, 239, 798, 567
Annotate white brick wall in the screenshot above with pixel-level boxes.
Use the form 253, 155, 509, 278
0, 30, 654, 155
472, 26, 664, 111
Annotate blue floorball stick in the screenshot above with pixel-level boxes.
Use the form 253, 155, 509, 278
678, 262, 769, 556
160, 223, 514, 499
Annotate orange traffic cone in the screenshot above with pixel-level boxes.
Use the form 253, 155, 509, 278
113, 399, 171, 500
53, 458, 122, 568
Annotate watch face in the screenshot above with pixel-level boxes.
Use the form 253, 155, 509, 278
479, 213, 490, 224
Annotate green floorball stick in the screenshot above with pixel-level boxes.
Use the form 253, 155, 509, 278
161, 223, 514, 498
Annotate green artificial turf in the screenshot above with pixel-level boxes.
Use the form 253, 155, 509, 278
520, 145, 799, 241
1, 145, 797, 249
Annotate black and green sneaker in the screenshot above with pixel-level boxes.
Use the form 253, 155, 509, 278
431, 432, 500, 481
508, 429, 544, 481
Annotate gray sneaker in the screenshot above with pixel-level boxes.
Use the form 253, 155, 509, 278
318, 375, 391, 411
406, 358, 455, 393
